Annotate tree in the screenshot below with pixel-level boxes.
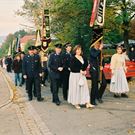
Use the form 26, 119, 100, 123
0, 34, 15, 58
14, 30, 28, 38
0, 29, 34, 58
17, 0, 93, 56
106, 0, 135, 52
129, 19, 135, 39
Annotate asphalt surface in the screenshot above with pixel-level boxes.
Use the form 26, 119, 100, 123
1, 68, 135, 135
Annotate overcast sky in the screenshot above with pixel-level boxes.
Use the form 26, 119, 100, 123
0, 0, 32, 36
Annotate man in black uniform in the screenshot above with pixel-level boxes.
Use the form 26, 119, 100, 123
62, 43, 72, 100
48, 44, 63, 106
22, 46, 44, 101
89, 41, 107, 105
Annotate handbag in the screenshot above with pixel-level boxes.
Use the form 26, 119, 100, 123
111, 75, 115, 84
79, 74, 85, 86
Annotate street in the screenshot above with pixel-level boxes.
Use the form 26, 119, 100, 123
0, 68, 135, 135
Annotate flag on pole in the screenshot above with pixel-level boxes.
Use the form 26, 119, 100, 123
16, 36, 21, 52
7, 44, 12, 56
35, 30, 42, 47
90, 0, 106, 27
95, 0, 106, 26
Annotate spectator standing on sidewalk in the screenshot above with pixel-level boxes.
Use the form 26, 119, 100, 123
110, 45, 129, 98
12, 54, 22, 86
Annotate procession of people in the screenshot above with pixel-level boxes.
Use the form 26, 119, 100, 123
0, 41, 134, 109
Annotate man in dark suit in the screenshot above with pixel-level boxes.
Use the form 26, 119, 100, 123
48, 44, 63, 106
62, 43, 72, 100
22, 46, 44, 101
89, 41, 107, 105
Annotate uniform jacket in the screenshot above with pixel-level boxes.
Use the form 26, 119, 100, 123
62, 52, 72, 74
48, 53, 63, 79
22, 54, 42, 78
89, 48, 101, 69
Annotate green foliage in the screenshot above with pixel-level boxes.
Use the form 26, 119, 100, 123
50, 0, 93, 56
104, 0, 135, 52
17, 0, 135, 54
0, 30, 32, 58
17, 0, 93, 56
103, 49, 116, 55
14, 30, 28, 38
0, 34, 15, 58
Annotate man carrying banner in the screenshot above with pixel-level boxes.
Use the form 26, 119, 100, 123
89, 0, 107, 105
89, 32, 107, 105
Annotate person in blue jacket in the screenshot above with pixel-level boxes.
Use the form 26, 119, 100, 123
22, 46, 44, 102
48, 44, 63, 106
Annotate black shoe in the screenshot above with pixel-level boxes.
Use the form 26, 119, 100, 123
28, 97, 32, 101
19, 84, 22, 87
121, 93, 128, 98
15, 84, 17, 86
55, 101, 61, 106
114, 94, 120, 98
37, 97, 44, 102
97, 99, 103, 103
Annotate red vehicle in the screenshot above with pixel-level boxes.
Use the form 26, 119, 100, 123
86, 55, 135, 80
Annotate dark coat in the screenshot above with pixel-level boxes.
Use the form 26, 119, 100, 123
89, 48, 101, 68
22, 54, 42, 78
12, 59, 22, 73
48, 53, 63, 79
62, 52, 72, 74
70, 56, 88, 73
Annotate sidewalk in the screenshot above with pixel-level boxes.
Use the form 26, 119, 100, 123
2, 69, 135, 135
0, 70, 23, 135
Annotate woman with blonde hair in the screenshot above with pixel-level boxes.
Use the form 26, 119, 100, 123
110, 46, 129, 98
68, 45, 94, 109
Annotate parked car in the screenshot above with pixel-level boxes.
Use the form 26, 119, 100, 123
86, 55, 135, 80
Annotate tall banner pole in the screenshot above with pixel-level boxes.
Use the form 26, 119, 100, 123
90, 0, 106, 82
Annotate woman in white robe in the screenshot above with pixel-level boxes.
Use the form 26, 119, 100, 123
110, 46, 129, 98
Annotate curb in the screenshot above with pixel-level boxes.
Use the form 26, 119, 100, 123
0, 69, 16, 109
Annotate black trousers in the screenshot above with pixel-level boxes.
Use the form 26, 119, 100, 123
26, 76, 41, 99
25, 77, 37, 97
90, 68, 99, 104
98, 72, 107, 99
50, 77, 60, 102
41, 68, 48, 84
7, 64, 12, 72
62, 72, 70, 100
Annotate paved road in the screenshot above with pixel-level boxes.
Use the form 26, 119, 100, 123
31, 82, 135, 135
1, 69, 135, 135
